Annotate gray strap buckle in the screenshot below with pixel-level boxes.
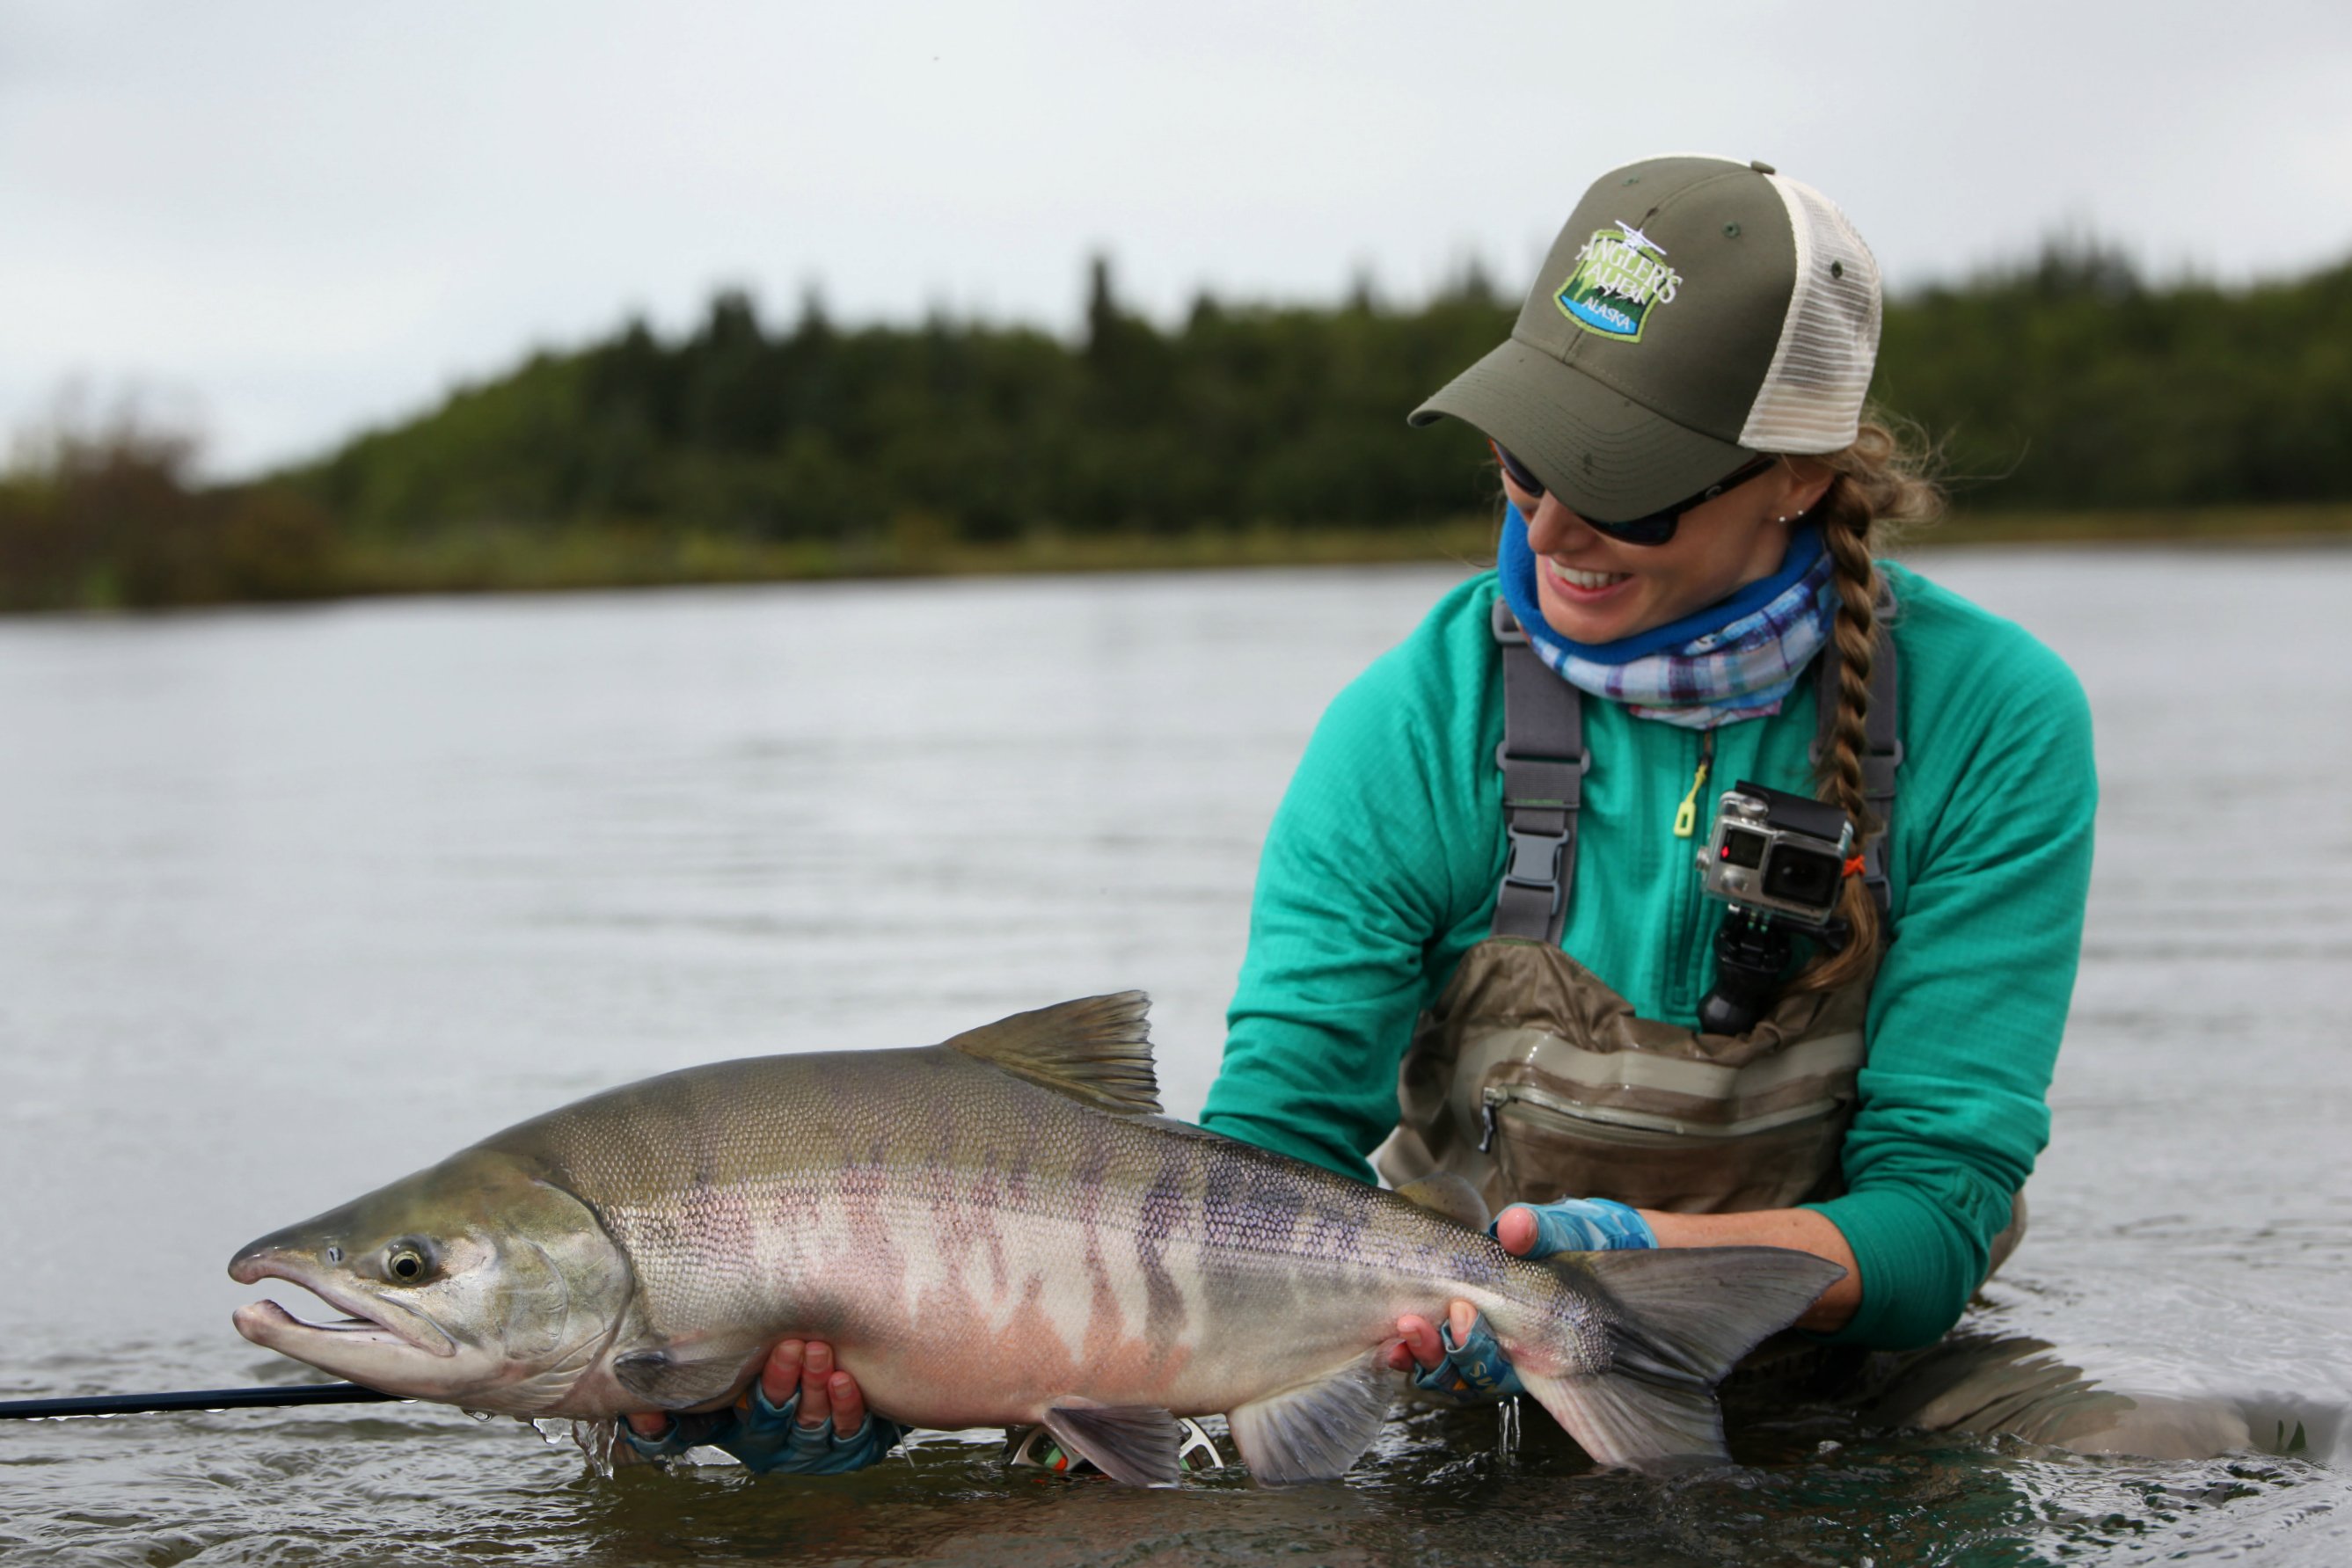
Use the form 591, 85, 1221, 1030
1495, 745, 1588, 920
1501, 823, 1569, 906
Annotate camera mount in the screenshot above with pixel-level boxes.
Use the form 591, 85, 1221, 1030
1693, 778, 1859, 1037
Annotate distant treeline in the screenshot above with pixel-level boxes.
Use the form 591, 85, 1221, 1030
1879, 244, 2352, 508
307, 261, 1516, 549
6, 242, 2351, 609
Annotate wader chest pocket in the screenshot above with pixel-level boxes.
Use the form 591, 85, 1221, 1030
1475, 1077, 1853, 1214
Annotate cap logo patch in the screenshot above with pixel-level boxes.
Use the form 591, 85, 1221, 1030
1555, 225, 1684, 342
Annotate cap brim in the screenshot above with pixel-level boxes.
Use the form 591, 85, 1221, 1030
1409, 335, 1753, 522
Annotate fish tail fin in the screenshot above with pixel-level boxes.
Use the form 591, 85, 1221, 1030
1491, 1246, 1845, 1469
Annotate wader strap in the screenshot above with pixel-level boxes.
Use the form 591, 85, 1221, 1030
1488, 583, 1903, 942
1810, 582, 1902, 918
1490, 597, 1589, 944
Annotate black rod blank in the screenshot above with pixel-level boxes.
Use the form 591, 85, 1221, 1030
0, 1383, 402, 1419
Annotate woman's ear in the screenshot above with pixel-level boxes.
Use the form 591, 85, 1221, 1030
1780, 456, 1836, 520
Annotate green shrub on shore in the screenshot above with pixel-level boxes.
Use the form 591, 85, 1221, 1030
0, 413, 337, 610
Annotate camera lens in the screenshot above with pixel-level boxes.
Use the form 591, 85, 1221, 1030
1720, 828, 1768, 870
1763, 845, 1841, 908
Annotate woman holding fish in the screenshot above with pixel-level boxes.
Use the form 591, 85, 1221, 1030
1203, 153, 2100, 1425
628, 153, 2100, 1470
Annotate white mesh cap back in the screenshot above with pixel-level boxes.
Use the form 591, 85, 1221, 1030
1738, 175, 1881, 453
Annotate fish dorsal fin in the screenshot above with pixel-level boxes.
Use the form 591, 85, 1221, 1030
944, 992, 1161, 1115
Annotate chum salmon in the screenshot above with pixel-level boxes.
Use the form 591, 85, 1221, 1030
230, 994, 1840, 1484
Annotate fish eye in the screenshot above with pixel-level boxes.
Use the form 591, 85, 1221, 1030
385, 1243, 432, 1283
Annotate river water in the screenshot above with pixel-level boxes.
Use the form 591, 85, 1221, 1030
2, 547, 2348, 1565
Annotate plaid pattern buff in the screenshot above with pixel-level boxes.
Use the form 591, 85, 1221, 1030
1496, 506, 1840, 731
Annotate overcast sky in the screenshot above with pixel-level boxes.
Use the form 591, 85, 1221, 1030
6, 0, 2350, 478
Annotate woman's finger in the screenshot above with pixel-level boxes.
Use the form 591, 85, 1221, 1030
1449, 1299, 1479, 1347
1393, 1313, 1444, 1371
762, 1339, 807, 1406
827, 1370, 866, 1437
624, 1411, 669, 1438
797, 1340, 835, 1429
1495, 1205, 1538, 1256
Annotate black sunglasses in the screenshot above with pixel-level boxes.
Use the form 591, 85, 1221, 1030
1492, 441, 1779, 546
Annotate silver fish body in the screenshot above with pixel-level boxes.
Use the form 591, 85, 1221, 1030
231, 994, 1841, 1483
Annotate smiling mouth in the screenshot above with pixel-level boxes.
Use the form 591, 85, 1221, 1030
230, 1253, 456, 1359
1546, 561, 1633, 592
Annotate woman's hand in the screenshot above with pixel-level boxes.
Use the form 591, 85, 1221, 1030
1385, 1300, 1486, 1376
622, 1338, 868, 1440
620, 1338, 905, 1473
762, 1338, 872, 1439
1385, 1197, 1861, 1382
1386, 1197, 1659, 1382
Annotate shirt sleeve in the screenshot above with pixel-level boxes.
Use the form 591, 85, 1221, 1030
1200, 635, 1483, 1181
1807, 632, 2098, 1349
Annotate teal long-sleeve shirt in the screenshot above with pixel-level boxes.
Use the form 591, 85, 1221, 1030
1199, 563, 2096, 1350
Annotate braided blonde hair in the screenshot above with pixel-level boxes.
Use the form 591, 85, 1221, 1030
1784, 415, 1944, 994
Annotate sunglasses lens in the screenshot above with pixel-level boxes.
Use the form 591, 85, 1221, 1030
1586, 513, 1679, 546
1581, 457, 1771, 546
1498, 441, 1678, 544
1492, 444, 1545, 497
1493, 450, 1764, 547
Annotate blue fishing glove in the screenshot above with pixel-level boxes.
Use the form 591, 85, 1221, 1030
1412, 1197, 1658, 1403
1504, 1194, 1659, 1257
1415, 1309, 1528, 1401
620, 1382, 906, 1475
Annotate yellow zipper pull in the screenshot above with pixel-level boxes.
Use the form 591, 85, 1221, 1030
1672, 733, 1714, 839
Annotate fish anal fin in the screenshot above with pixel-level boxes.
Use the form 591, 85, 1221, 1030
610, 1344, 757, 1411
945, 992, 1160, 1115
1395, 1171, 1491, 1232
1516, 1367, 1726, 1470
1224, 1349, 1392, 1485
1040, 1397, 1181, 1486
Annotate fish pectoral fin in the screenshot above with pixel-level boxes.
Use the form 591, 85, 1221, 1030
943, 992, 1161, 1115
1394, 1172, 1492, 1232
1224, 1348, 1393, 1485
1040, 1397, 1183, 1487
610, 1345, 756, 1411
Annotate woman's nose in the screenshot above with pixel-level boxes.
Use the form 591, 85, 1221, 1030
1523, 494, 1597, 554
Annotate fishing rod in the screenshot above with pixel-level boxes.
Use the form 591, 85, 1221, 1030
0, 1383, 401, 1419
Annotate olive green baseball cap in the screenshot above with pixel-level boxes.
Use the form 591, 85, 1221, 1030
1411, 154, 1881, 522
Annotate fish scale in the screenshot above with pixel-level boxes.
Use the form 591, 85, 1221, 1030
230, 993, 1844, 1483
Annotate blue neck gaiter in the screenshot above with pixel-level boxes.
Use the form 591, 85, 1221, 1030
1496, 504, 1839, 729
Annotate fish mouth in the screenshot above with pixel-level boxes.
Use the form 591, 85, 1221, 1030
230, 1252, 457, 1360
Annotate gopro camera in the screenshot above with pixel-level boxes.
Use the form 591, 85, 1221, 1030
1698, 781, 1854, 928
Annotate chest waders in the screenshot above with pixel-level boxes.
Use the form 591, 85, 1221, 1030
1377, 596, 2025, 1289
1374, 597, 1896, 1221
